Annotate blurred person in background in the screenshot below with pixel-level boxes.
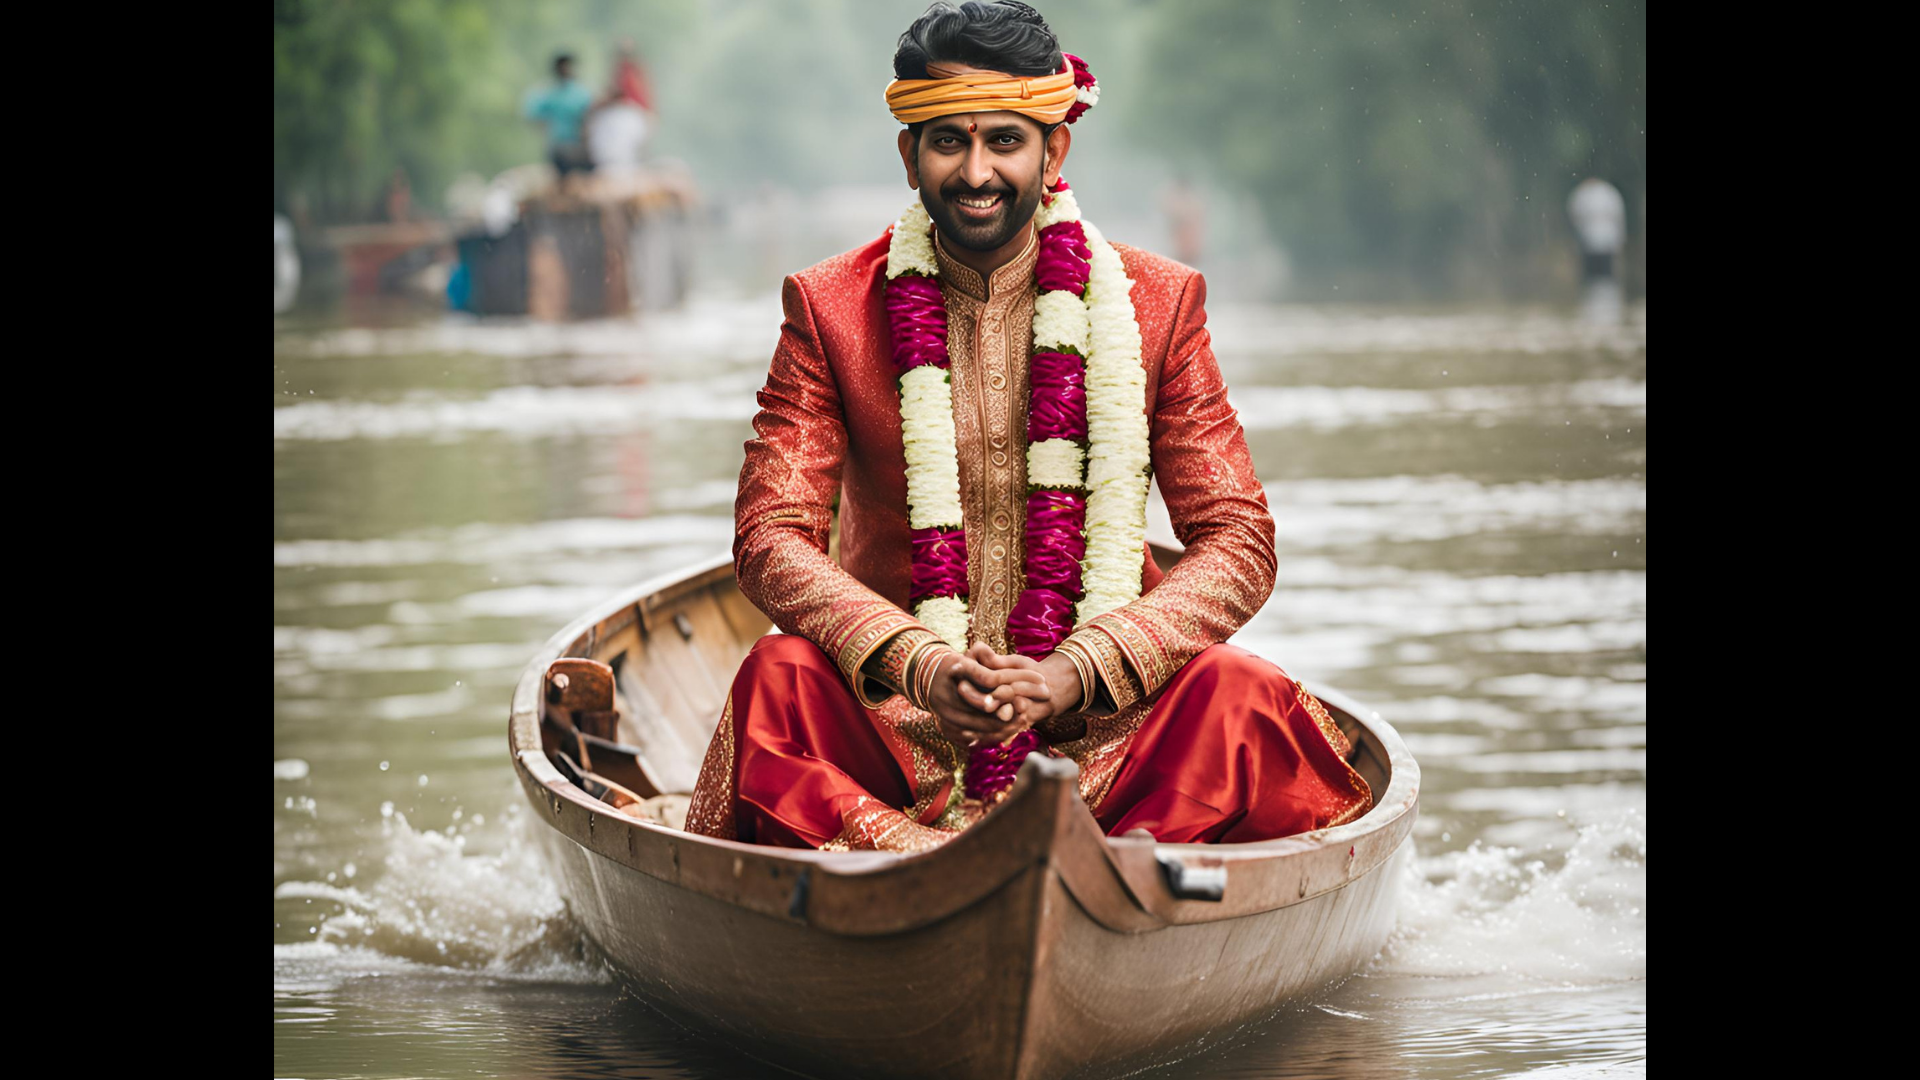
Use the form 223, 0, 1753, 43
684, 0, 1370, 854
1568, 177, 1627, 322
525, 52, 594, 180
1568, 177, 1626, 281
588, 40, 655, 171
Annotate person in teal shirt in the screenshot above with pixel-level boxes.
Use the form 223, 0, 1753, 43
524, 53, 594, 177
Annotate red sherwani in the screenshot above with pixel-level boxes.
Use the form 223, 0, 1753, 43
684, 224, 1371, 852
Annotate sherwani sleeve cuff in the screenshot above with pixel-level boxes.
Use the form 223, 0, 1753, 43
827, 606, 932, 709
856, 625, 945, 709
1080, 614, 1174, 703
1061, 624, 1147, 716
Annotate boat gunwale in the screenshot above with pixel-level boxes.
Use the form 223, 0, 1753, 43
509, 551, 1420, 936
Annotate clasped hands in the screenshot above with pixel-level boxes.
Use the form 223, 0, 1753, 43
926, 643, 1082, 748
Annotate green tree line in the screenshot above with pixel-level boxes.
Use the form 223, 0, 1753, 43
1136, 0, 1645, 296
274, 0, 1644, 298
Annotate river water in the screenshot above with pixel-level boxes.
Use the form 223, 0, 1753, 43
273, 287, 1646, 1078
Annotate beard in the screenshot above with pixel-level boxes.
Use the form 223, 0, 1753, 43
921, 172, 1044, 254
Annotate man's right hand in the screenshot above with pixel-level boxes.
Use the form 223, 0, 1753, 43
924, 651, 1051, 748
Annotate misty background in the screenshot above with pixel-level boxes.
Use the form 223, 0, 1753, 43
273, 0, 1646, 303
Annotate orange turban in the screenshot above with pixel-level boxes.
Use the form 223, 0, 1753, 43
884, 59, 1078, 126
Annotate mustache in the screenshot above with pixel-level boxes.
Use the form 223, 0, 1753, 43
941, 184, 1013, 199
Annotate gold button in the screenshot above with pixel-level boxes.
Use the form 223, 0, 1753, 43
990, 580, 1007, 594
992, 451, 1008, 466
990, 544, 1007, 561
989, 374, 1006, 390
990, 435, 1007, 449
992, 513, 1010, 530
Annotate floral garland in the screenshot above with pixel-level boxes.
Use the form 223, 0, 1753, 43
881, 178, 1150, 808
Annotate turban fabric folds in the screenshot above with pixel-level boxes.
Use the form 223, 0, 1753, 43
885, 58, 1083, 126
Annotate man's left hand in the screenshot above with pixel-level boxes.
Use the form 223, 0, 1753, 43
964, 643, 1082, 731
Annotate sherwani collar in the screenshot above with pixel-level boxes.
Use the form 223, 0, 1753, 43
933, 223, 1039, 302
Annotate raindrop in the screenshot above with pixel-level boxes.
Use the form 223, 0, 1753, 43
418, 774, 430, 787
379, 760, 390, 772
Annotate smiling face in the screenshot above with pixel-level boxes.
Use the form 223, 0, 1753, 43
897, 103, 1071, 264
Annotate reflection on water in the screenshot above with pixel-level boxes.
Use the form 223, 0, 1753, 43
274, 294, 1646, 1078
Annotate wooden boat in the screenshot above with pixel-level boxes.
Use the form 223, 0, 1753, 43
508, 548, 1419, 1080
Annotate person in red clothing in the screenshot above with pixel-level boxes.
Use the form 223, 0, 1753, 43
587, 40, 655, 170
611, 39, 653, 111
682, 1, 1370, 853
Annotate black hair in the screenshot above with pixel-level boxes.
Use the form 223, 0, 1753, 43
552, 53, 575, 75
894, 2, 1064, 143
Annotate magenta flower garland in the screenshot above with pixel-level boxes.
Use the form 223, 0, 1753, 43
880, 182, 1102, 809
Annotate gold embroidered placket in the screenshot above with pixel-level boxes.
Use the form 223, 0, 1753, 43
934, 229, 1038, 655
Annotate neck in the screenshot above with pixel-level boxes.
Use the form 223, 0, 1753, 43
935, 220, 1035, 281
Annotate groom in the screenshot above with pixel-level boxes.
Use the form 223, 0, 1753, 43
684, 0, 1370, 853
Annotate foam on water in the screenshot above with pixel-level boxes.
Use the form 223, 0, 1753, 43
1376, 806, 1646, 989
274, 806, 608, 986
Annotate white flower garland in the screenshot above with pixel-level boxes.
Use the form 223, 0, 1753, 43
887, 203, 938, 278
884, 194, 1147, 649
889, 202, 969, 645
915, 595, 971, 649
1026, 438, 1086, 488
1032, 290, 1091, 355
899, 364, 965, 529
1077, 219, 1151, 622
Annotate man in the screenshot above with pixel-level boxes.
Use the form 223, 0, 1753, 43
686, 0, 1370, 853
524, 53, 593, 179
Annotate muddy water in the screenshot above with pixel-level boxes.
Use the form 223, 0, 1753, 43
273, 295, 1645, 1078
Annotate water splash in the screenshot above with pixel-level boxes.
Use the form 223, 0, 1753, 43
273, 805, 607, 985
1377, 807, 1646, 988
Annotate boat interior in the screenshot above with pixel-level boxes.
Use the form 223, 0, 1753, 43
536, 553, 1394, 840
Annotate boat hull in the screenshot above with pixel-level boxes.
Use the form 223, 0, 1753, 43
509, 556, 1419, 1080
525, 789, 1410, 1080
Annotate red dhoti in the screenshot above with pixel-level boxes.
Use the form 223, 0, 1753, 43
683, 634, 1373, 852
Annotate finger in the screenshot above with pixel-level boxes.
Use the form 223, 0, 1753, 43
956, 682, 1022, 721
997, 702, 1013, 723
956, 681, 999, 713
956, 657, 1024, 688
986, 676, 1051, 704
966, 677, 1025, 708
964, 663, 1050, 696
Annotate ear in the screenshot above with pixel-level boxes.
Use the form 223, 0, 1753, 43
897, 129, 920, 191
1042, 124, 1072, 191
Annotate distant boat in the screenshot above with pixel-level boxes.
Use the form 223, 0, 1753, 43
509, 548, 1420, 1080
274, 214, 300, 314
